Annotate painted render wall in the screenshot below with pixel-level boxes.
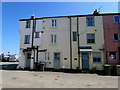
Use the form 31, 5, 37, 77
37, 17, 71, 69
19, 15, 105, 70
19, 20, 33, 69
78, 16, 104, 70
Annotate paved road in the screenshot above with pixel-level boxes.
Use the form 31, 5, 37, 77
0, 62, 119, 88
1, 70, 118, 88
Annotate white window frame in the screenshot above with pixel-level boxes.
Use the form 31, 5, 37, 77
45, 52, 49, 60
114, 33, 120, 41
51, 35, 56, 44
51, 19, 57, 27
87, 34, 95, 44
109, 52, 117, 60
86, 17, 95, 27
24, 35, 30, 44
35, 32, 40, 38
93, 52, 101, 63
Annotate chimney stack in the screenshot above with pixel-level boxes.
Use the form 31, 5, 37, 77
30, 14, 35, 19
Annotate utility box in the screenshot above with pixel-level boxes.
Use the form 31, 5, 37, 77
116, 65, 120, 76
103, 64, 111, 75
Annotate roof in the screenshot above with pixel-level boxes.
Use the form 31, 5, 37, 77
19, 13, 120, 21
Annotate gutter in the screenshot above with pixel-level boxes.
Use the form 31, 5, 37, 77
77, 17, 80, 69
68, 17, 72, 69
31, 19, 36, 47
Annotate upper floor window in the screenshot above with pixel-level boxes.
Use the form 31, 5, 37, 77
114, 33, 120, 40
51, 35, 56, 44
114, 16, 120, 23
93, 52, 101, 63
26, 20, 31, 28
87, 34, 95, 44
35, 32, 40, 38
51, 19, 57, 27
24, 35, 30, 44
86, 17, 95, 26
73, 32, 77, 41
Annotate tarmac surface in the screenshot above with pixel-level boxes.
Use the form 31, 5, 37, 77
0, 62, 119, 88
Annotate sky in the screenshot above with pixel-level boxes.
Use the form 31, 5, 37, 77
2, 2, 119, 55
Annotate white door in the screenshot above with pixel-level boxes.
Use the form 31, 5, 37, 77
25, 52, 31, 69
53, 52, 60, 69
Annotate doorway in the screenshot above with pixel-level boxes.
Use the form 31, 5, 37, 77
82, 52, 89, 70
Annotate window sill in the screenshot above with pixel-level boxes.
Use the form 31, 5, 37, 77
86, 26, 95, 27
35, 37, 40, 38
24, 43, 30, 44
25, 27, 31, 29
87, 43, 95, 44
109, 59, 116, 60
93, 62, 102, 64
50, 43, 57, 45
114, 22, 120, 24
50, 27, 57, 29
113, 40, 120, 42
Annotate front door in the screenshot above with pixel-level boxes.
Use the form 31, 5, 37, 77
53, 52, 60, 69
82, 52, 89, 70
25, 52, 31, 69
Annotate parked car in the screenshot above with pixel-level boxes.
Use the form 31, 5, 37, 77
1, 64, 18, 70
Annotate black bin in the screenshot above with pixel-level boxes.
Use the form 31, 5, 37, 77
103, 64, 111, 75
39, 63, 45, 71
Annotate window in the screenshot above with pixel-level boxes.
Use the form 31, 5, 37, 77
87, 34, 95, 44
93, 52, 101, 63
73, 32, 77, 41
35, 32, 40, 38
114, 16, 120, 23
51, 19, 57, 27
26, 20, 31, 28
24, 35, 30, 44
51, 35, 56, 44
45, 52, 49, 60
109, 52, 116, 60
86, 17, 95, 26
114, 33, 120, 40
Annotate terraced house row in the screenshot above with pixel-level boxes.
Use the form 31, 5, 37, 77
18, 12, 120, 72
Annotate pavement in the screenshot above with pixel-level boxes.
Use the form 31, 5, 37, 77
0, 62, 119, 88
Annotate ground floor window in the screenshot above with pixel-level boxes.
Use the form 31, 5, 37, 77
109, 52, 116, 60
93, 52, 101, 63
45, 52, 49, 60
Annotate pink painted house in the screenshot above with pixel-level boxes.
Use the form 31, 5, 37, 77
103, 13, 120, 69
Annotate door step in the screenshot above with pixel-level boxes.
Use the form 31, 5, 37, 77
82, 70, 90, 73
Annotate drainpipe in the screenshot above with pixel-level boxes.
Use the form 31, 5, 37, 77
77, 17, 80, 70
31, 15, 37, 69
36, 46, 38, 63
31, 16, 36, 48
68, 17, 72, 70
